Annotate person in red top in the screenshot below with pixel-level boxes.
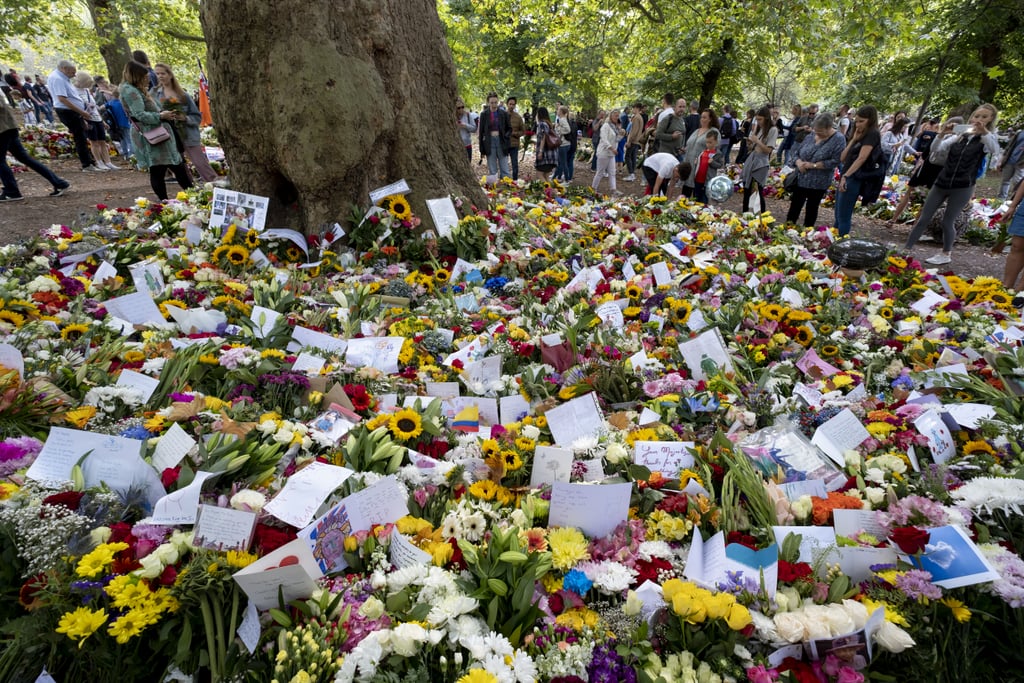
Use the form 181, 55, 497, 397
693, 130, 724, 204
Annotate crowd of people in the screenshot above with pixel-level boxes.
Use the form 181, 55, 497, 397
457, 93, 1022, 279
1, 49, 220, 202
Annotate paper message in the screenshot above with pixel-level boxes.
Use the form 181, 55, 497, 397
300, 476, 408, 574
237, 601, 261, 654
115, 369, 159, 404
103, 291, 164, 325
265, 461, 354, 528
250, 305, 282, 338
150, 471, 216, 525
346, 337, 404, 374
678, 328, 735, 381
28, 428, 140, 484
595, 301, 624, 329
151, 422, 198, 472
233, 539, 322, 610
288, 326, 348, 354
832, 508, 888, 540
529, 446, 574, 487
426, 197, 459, 238
548, 482, 632, 538
292, 352, 326, 374
193, 504, 257, 551
633, 441, 695, 474
209, 188, 270, 231
129, 259, 165, 296
499, 394, 530, 424
772, 526, 838, 564
651, 261, 672, 286
369, 179, 411, 205
811, 408, 871, 466
544, 393, 605, 448
913, 410, 956, 464
389, 532, 431, 568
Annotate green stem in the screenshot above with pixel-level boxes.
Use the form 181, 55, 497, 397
227, 586, 240, 657
199, 593, 220, 683
213, 591, 227, 681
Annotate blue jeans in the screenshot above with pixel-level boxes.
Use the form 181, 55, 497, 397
834, 176, 863, 237
555, 146, 571, 180
509, 146, 519, 180
486, 143, 510, 179
0, 129, 64, 196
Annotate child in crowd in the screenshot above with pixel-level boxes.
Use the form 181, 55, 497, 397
693, 130, 724, 204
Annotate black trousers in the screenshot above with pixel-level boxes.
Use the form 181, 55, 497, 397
149, 163, 194, 201
55, 108, 93, 169
786, 186, 827, 226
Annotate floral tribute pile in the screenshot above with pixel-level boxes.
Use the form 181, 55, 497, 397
0, 179, 1023, 683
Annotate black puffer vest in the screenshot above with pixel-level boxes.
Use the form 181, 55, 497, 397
936, 134, 987, 189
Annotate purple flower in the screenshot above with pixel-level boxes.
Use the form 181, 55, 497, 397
895, 569, 942, 601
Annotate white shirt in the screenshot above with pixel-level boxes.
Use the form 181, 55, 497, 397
643, 152, 680, 178
47, 69, 84, 111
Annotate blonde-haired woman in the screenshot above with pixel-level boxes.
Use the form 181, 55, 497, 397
153, 63, 219, 182
73, 71, 116, 170
119, 60, 193, 200
903, 104, 1001, 265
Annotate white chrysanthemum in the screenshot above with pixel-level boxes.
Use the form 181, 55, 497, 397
585, 560, 637, 594
950, 477, 1024, 514
637, 540, 674, 562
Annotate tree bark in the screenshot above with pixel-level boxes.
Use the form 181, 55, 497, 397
85, 0, 131, 84
698, 37, 733, 111
199, 0, 486, 234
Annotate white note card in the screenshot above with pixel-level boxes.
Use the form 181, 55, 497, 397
548, 481, 632, 539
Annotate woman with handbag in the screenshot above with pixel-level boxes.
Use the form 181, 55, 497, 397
119, 60, 193, 201
903, 104, 1001, 265
533, 107, 558, 182
785, 113, 845, 227
153, 63, 220, 182
834, 105, 883, 237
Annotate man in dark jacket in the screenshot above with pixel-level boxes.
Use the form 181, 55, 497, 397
478, 92, 512, 180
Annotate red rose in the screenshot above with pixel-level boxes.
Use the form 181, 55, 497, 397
253, 523, 296, 554
727, 531, 758, 549
778, 560, 813, 583
889, 526, 930, 555
160, 466, 182, 488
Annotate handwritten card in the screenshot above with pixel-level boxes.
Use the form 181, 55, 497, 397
291, 352, 327, 375
115, 369, 159, 404
595, 301, 624, 329
833, 509, 888, 540
233, 538, 322, 610
426, 197, 459, 239
633, 441, 695, 475
463, 355, 503, 386
944, 403, 996, 429
103, 291, 164, 325
28, 428, 140, 484
499, 394, 530, 424
389, 532, 431, 568
149, 471, 216, 525
544, 392, 605, 448
193, 504, 257, 551
779, 479, 828, 501
811, 408, 871, 466
81, 443, 166, 507
425, 382, 461, 399
369, 179, 411, 205
151, 422, 198, 472
548, 481, 632, 539
346, 337, 404, 374
265, 461, 354, 528
237, 601, 260, 654
299, 476, 408, 574
288, 326, 348, 354
651, 261, 672, 286
678, 328, 735, 381
911, 289, 949, 314
128, 259, 165, 296
530, 446, 574, 487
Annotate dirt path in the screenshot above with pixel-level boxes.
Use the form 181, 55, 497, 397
1, 156, 1008, 282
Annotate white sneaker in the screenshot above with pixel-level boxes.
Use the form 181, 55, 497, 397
624, 174, 636, 181
82, 165, 103, 172
925, 253, 952, 265
103, 162, 120, 170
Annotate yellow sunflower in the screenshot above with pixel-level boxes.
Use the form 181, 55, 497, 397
244, 229, 260, 249
0, 310, 25, 327
225, 245, 250, 266
626, 283, 644, 299
388, 408, 423, 441
61, 323, 90, 341
158, 299, 188, 319
819, 344, 840, 357
434, 268, 451, 284
794, 326, 815, 347
382, 194, 411, 221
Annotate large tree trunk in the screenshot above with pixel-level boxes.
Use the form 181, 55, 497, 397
85, 0, 131, 84
698, 37, 733, 111
199, 0, 486, 234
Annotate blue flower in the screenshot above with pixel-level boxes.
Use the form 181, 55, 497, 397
562, 568, 593, 596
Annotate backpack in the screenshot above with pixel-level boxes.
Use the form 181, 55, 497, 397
720, 116, 736, 141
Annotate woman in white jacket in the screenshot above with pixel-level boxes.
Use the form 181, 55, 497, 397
592, 108, 623, 195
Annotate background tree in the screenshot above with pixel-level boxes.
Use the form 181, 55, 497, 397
199, 0, 485, 233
